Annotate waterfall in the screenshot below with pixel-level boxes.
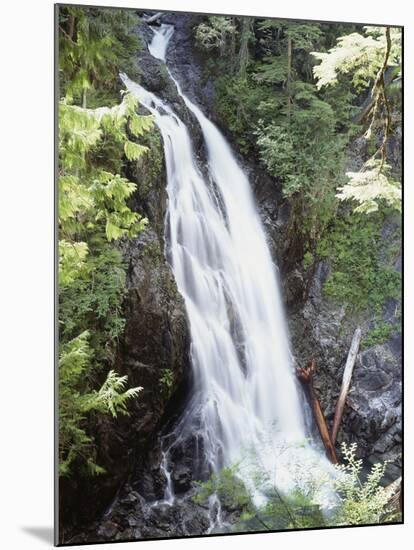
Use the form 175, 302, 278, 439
121, 23, 334, 510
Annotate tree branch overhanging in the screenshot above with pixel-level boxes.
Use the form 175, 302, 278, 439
364, 27, 393, 173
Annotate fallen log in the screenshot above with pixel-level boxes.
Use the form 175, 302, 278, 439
297, 359, 338, 464
331, 327, 362, 445
144, 12, 164, 24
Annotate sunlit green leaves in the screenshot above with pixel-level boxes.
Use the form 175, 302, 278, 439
59, 96, 150, 249
59, 240, 89, 286
124, 140, 148, 160
59, 175, 93, 222
59, 331, 92, 388
129, 112, 154, 137
58, 6, 154, 480
338, 161, 402, 214
333, 442, 395, 525
82, 370, 142, 418
59, 331, 141, 476
59, 102, 102, 170
312, 27, 402, 90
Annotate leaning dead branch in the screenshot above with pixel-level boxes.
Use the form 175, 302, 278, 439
331, 327, 362, 445
144, 12, 164, 25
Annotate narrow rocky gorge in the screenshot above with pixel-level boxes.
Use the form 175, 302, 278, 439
59, 12, 402, 544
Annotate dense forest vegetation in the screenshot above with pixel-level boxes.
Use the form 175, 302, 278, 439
58, 6, 153, 477
195, 16, 401, 284
57, 6, 402, 543
193, 16, 402, 349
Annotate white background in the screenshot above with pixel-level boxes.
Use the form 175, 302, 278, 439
0, 0, 411, 548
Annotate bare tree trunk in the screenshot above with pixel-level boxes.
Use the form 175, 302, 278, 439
220, 27, 226, 58
331, 328, 362, 445
297, 359, 338, 464
144, 12, 163, 24
363, 27, 393, 172
68, 14, 75, 40
238, 17, 252, 79
287, 35, 292, 121
230, 18, 236, 72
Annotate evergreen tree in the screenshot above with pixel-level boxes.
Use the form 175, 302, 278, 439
312, 26, 402, 214
58, 6, 154, 478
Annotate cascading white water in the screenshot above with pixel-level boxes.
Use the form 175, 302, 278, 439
121, 24, 334, 508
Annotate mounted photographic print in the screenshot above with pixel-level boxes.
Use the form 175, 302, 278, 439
55, 3, 403, 545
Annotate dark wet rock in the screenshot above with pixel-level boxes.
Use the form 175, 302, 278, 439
134, 17, 206, 156
97, 520, 120, 540
172, 464, 192, 493
164, 14, 215, 112
283, 268, 306, 308
92, 495, 213, 542
285, 258, 402, 476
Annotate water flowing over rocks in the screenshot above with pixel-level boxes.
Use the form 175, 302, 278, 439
66, 13, 401, 543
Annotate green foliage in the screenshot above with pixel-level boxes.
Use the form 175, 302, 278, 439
159, 369, 174, 395
251, 490, 325, 531
58, 95, 152, 357
256, 83, 342, 195
59, 6, 142, 106
82, 370, 142, 418
312, 26, 402, 214
58, 6, 155, 479
59, 332, 142, 477
312, 27, 401, 91
362, 321, 399, 349
214, 75, 259, 153
193, 443, 397, 531
338, 160, 401, 214
59, 240, 89, 286
257, 19, 324, 56
195, 16, 236, 52
317, 212, 401, 313
334, 442, 397, 525
194, 465, 251, 511
256, 82, 347, 246
59, 245, 128, 360
303, 251, 314, 269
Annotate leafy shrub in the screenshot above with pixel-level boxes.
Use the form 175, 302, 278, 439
317, 212, 401, 313
193, 443, 399, 531
59, 332, 142, 476
333, 443, 398, 525
58, 6, 155, 480
362, 321, 400, 349
159, 369, 174, 395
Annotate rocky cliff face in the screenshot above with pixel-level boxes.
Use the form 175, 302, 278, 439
255, 140, 402, 480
